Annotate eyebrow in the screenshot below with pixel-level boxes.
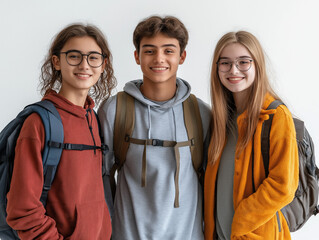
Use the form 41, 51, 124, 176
141, 44, 178, 48
219, 56, 252, 59
65, 49, 102, 54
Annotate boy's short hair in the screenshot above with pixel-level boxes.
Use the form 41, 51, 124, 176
133, 15, 189, 55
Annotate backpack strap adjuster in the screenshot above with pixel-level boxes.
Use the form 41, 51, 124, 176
152, 139, 164, 147
314, 206, 319, 216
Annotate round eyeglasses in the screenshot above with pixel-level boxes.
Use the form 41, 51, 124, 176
217, 58, 253, 72
60, 50, 105, 68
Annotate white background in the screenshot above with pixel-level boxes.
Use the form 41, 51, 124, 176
0, 0, 318, 239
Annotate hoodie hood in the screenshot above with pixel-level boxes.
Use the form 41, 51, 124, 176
122, 78, 191, 140
123, 78, 191, 109
42, 90, 95, 119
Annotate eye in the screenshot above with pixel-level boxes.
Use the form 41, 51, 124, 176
219, 61, 230, 66
165, 49, 174, 54
89, 54, 101, 61
239, 60, 250, 64
68, 52, 81, 59
144, 49, 154, 54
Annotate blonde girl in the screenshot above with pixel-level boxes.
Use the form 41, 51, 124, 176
204, 31, 298, 240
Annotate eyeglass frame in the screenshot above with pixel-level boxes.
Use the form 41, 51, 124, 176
216, 58, 254, 73
59, 50, 106, 68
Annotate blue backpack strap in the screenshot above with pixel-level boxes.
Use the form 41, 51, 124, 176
25, 100, 64, 206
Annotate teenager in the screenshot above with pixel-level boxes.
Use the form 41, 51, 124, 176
6, 23, 116, 239
204, 31, 299, 239
98, 15, 211, 240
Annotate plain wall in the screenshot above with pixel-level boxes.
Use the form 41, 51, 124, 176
1, 0, 318, 238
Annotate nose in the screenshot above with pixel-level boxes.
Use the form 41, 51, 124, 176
79, 55, 90, 69
154, 52, 164, 63
229, 62, 239, 74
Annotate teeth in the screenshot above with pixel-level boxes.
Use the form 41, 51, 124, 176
77, 74, 90, 77
152, 67, 167, 70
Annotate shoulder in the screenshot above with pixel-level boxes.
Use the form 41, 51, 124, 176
195, 97, 210, 111
194, 96, 211, 122
261, 94, 295, 134
19, 113, 45, 140
271, 104, 296, 138
98, 95, 117, 118
190, 95, 211, 136
272, 103, 294, 124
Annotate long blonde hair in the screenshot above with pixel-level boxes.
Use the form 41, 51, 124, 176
208, 31, 278, 165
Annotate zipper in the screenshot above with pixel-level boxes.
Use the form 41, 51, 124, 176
86, 109, 97, 154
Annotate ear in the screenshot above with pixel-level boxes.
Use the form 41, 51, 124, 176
179, 50, 186, 65
52, 55, 61, 70
134, 50, 140, 65
101, 58, 107, 73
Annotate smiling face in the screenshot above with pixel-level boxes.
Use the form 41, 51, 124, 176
52, 36, 106, 97
218, 43, 256, 98
134, 33, 186, 87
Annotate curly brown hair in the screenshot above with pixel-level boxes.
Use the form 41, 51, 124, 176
40, 23, 116, 106
133, 15, 188, 55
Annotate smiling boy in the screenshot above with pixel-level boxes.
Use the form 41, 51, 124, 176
98, 15, 211, 240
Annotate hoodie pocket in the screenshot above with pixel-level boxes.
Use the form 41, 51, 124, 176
68, 200, 111, 240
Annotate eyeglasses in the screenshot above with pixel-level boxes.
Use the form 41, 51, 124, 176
60, 50, 105, 68
217, 58, 253, 72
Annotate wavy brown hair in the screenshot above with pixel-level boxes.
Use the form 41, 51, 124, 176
208, 31, 279, 165
40, 23, 116, 106
133, 15, 188, 55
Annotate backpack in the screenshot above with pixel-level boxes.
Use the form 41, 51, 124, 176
252, 99, 319, 232
0, 100, 106, 239
110, 92, 204, 207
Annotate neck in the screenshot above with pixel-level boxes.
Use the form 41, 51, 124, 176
58, 88, 88, 107
140, 80, 177, 102
233, 91, 248, 114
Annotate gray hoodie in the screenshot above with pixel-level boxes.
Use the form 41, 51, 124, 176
98, 78, 211, 240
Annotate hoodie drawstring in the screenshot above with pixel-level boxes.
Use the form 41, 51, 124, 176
86, 109, 97, 154
127, 137, 193, 208
127, 105, 189, 208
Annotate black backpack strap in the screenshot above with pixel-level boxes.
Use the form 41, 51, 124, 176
47, 141, 107, 151
261, 100, 284, 178
93, 109, 109, 156
252, 100, 283, 192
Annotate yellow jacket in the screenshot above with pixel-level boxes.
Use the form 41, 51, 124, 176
204, 94, 299, 240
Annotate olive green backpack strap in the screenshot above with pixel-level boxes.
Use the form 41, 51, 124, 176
110, 91, 135, 199
182, 94, 204, 183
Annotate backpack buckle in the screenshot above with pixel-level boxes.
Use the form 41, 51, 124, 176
63, 143, 72, 150
101, 144, 109, 155
152, 139, 164, 146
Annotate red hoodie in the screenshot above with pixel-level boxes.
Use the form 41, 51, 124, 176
6, 91, 112, 240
